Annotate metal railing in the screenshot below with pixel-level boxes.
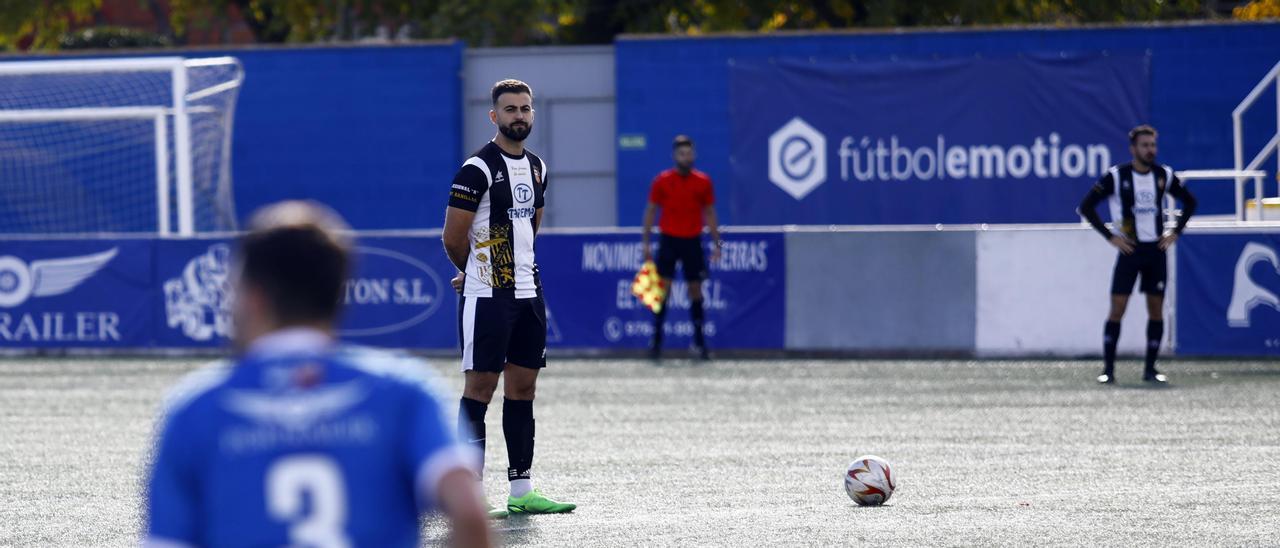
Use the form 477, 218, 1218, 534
1233, 59, 1280, 219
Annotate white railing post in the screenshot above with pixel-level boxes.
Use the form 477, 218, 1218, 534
171, 64, 194, 236
155, 114, 170, 236
1234, 109, 1244, 218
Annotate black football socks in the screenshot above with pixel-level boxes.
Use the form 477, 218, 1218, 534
459, 397, 488, 476
1103, 321, 1121, 377
503, 398, 535, 495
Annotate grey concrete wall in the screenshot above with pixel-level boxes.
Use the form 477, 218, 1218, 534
785, 231, 977, 352
463, 46, 616, 228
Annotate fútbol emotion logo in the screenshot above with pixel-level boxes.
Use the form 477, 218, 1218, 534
767, 117, 1112, 200
768, 117, 828, 200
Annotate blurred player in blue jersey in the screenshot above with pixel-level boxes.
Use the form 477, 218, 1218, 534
144, 201, 491, 548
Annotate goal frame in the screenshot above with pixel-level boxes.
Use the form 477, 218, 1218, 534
0, 56, 243, 236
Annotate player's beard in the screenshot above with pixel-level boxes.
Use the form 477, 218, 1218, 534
500, 121, 531, 142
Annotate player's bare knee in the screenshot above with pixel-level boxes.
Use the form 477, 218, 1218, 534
505, 385, 536, 401
504, 379, 537, 400
462, 372, 500, 403
503, 366, 538, 400
1146, 296, 1164, 320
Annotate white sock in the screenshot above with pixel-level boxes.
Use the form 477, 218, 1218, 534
510, 479, 533, 498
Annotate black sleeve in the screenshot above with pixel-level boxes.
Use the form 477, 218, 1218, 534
1167, 174, 1197, 234
534, 158, 547, 209
447, 164, 488, 212
1078, 172, 1115, 240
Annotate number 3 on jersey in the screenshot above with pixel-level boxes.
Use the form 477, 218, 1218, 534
267, 455, 352, 548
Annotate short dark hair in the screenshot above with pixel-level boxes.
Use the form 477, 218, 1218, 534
1129, 125, 1157, 144
237, 201, 353, 325
492, 79, 532, 105
672, 135, 694, 149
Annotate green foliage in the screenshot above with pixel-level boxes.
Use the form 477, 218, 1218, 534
1234, 0, 1280, 20
0, 0, 1217, 51
60, 25, 170, 49
0, 0, 100, 50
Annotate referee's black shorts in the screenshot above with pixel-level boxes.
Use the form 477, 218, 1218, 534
1110, 242, 1167, 296
655, 234, 708, 281
457, 295, 547, 372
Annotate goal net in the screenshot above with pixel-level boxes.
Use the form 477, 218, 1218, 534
0, 56, 243, 235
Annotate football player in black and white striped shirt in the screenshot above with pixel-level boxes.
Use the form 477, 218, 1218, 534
1079, 125, 1197, 385
442, 79, 575, 517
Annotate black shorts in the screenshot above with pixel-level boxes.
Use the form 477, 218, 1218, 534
655, 234, 707, 281
1110, 243, 1167, 296
457, 296, 547, 372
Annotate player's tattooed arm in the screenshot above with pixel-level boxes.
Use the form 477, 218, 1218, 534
443, 206, 475, 272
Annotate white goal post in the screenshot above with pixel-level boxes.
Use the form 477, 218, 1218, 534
0, 56, 243, 236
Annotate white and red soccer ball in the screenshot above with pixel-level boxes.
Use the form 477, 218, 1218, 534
844, 455, 895, 506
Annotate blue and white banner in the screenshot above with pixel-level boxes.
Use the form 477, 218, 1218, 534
0, 239, 154, 347
538, 233, 786, 349
155, 236, 458, 349
729, 53, 1149, 225
1177, 233, 1280, 356
2, 233, 784, 351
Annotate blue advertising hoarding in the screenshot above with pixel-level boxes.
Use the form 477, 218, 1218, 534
2, 233, 784, 352
1177, 233, 1280, 356
0, 239, 154, 348
727, 53, 1150, 225
155, 236, 459, 350
538, 232, 785, 350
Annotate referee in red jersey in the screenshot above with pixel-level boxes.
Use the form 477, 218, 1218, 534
642, 135, 721, 360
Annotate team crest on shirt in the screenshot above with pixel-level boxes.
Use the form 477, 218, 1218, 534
473, 225, 515, 288
224, 380, 369, 430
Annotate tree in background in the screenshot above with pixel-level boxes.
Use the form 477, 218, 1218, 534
1234, 0, 1280, 19
0, 0, 100, 50
0, 0, 1255, 51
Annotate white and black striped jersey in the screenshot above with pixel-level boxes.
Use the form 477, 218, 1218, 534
1079, 162, 1197, 243
448, 141, 547, 298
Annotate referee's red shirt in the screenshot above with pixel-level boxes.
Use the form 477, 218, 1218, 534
648, 168, 715, 238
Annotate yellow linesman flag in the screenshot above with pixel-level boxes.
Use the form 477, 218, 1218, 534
631, 260, 668, 313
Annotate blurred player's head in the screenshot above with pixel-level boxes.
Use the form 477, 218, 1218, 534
491, 79, 534, 142
672, 135, 696, 171
232, 201, 352, 350
1129, 125, 1158, 167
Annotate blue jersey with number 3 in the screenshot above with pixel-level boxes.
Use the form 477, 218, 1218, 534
145, 344, 472, 548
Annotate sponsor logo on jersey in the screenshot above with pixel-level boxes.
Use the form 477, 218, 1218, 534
508, 206, 537, 220
514, 183, 533, 203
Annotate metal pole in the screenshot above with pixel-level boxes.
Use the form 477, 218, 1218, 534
172, 64, 194, 236
1237, 177, 1246, 222
155, 115, 170, 236
1258, 175, 1266, 221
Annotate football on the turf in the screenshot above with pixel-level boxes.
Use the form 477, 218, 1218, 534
844, 455, 895, 506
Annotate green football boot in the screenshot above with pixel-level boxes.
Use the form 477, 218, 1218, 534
486, 501, 509, 519
507, 489, 576, 514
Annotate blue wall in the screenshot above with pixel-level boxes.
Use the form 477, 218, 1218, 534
617, 23, 1280, 227
0, 43, 464, 232
221, 43, 463, 229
